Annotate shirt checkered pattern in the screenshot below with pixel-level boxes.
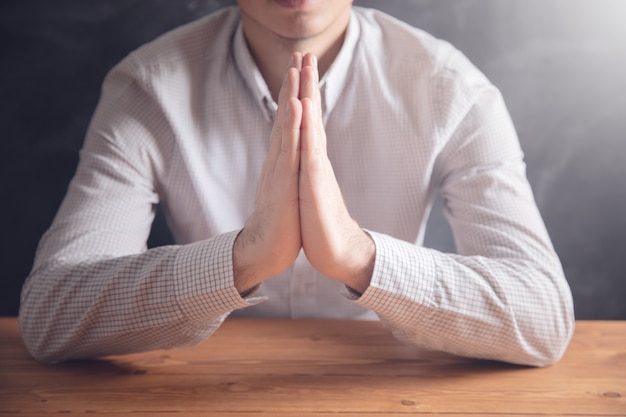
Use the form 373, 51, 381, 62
20, 6, 574, 365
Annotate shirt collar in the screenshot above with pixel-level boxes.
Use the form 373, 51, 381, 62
233, 19, 276, 122
320, 11, 360, 121
233, 10, 360, 123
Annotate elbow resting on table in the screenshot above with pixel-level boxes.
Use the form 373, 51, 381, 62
514, 283, 576, 367
528, 315, 575, 367
18, 319, 63, 365
18, 299, 75, 364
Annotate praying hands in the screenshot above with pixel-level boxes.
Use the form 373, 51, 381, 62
233, 52, 375, 295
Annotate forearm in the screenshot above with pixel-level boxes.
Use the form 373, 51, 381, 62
354, 231, 575, 366
20, 232, 252, 364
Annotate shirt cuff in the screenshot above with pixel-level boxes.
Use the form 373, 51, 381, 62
348, 230, 439, 326
173, 231, 263, 321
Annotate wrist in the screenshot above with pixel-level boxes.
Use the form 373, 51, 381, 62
337, 229, 376, 294
232, 229, 261, 294
232, 226, 300, 293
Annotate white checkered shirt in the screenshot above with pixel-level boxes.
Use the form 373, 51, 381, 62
20, 6, 574, 365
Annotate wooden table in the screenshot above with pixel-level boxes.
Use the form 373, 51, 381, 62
0, 318, 624, 416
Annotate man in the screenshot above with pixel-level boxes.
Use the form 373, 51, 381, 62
20, 0, 574, 365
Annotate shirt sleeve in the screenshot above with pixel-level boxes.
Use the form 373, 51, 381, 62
351, 64, 575, 366
18, 55, 259, 364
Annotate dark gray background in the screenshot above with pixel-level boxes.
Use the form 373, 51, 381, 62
1, 0, 625, 318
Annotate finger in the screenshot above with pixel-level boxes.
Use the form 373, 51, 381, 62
278, 66, 301, 116
300, 65, 326, 151
299, 66, 315, 102
276, 97, 302, 175
275, 52, 302, 125
299, 54, 318, 100
270, 53, 303, 177
266, 52, 304, 177
300, 54, 323, 123
300, 97, 322, 159
291, 51, 303, 71
302, 52, 316, 72
269, 66, 300, 159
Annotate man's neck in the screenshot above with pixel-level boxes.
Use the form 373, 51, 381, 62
241, 12, 350, 101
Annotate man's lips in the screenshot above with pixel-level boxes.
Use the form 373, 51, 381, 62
274, 0, 315, 10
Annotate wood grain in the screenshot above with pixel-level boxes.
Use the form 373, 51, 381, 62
1, 318, 624, 416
